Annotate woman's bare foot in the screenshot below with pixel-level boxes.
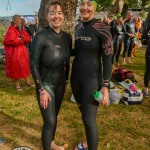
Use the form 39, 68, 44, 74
122, 61, 127, 64
128, 60, 133, 64
112, 64, 116, 70
51, 141, 64, 150
116, 62, 120, 66
122, 58, 127, 64
127, 57, 133, 64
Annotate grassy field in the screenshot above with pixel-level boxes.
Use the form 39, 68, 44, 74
0, 47, 150, 150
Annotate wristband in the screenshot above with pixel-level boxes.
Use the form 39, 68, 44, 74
102, 80, 110, 88
39, 87, 45, 92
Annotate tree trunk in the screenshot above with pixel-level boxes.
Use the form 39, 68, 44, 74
108, 0, 125, 17
38, 0, 78, 35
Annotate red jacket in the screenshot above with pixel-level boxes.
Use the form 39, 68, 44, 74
3, 26, 31, 79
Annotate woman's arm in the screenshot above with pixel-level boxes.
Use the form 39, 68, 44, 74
30, 32, 45, 90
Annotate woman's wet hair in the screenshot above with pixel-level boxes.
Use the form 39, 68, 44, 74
45, 0, 64, 16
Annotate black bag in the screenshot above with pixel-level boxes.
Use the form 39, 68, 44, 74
112, 67, 135, 82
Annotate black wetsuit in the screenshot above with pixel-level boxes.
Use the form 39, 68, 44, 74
142, 12, 150, 88
71, 18, 112, 150
112, 23, 124, 63
123, 20, 137, 58
110, 20, 115, 38
30, 26, 72, 150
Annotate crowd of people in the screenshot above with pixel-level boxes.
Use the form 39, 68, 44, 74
1, 0, 150, 150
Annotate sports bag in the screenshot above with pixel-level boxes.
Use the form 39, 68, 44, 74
112, 67, 135, 82
118, 79, 143, 105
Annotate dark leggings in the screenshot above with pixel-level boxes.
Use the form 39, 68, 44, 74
144, 40, 150, 87
71, 75, 100, 150
123, 37, 135, 58
36, 84, 65, 150
112, 36, 123, 63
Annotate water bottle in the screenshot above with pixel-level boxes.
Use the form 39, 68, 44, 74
93, 91, 103, 102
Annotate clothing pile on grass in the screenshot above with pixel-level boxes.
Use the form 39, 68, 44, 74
109, 66, 143, 105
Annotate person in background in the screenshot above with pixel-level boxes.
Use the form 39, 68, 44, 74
142, 9, 150, 98
122, 12, 138, 64
109, 15, 116, 38
21, 18, 32, 49
133, 16, 142, 57
30, 1, 72, 150
29, 20, 38, 38
3, 14, 33, 91
112, 14, 124, 69
71, 0, 112, 149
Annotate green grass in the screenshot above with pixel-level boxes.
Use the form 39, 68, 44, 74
0, 48, 150, 150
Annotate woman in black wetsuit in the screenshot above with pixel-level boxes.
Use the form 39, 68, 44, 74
142, 9, 150, 98
122, 12, 137, 64
71, 0, 112, 149
112, 15, 124, 69
30, 1, 72, 150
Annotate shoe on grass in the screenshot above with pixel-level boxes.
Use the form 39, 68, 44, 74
144, 92, 149, 98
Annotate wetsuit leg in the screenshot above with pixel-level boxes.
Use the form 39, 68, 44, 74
36, 83, 65, 150
52, 83, 65, 140
70, 75, 81, 104
127, 38, 135, 57
116, 39, 122, 62
123, 37, 130, 58
144, 42, 150, 87
112, 39, 119, 64
71, 76, 100, 150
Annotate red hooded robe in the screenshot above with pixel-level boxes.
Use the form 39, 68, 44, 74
3, 26, 31, 79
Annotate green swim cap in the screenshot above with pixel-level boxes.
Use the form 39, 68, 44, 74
93, 1, 97, 10
116, 13, 122, 18
79, 0, 97, 10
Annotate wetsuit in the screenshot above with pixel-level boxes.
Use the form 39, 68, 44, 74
142, 12, 150, 89
30, 26, 72, 150
71, 18, 112, 150
123, 20, 137, 58
112, 23, 124, 63
110, 20, 115, 38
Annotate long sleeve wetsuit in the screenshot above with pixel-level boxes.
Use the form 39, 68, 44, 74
142, 11, 150, 88
123, 20, 138, 58
112, 23, 124, 63
30, 26, 72, 150
71, 18, 112, 150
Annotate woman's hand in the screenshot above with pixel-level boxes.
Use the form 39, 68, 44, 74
100, 87, 109, 106
40, 89, 51, 109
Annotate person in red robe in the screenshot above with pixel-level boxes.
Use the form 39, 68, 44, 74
3, 14, 32, 91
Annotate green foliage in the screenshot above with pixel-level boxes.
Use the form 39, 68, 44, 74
0, 26, 7, 45
95, 0, 150, 11
96, 0, 112, 11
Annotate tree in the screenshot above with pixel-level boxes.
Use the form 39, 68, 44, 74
38, 0, 78, 35
107, 0, 125, 17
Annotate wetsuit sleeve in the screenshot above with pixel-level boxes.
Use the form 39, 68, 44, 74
65, 35, 72, 82
124, 21, 129, 36
142, 20, 150, 39
99, 24, 112, 86
30, 33, 45, 90
142, 10, 150, 39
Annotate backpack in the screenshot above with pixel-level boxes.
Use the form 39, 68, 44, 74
118, 79, 143, 105
112, 67, 135, 82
